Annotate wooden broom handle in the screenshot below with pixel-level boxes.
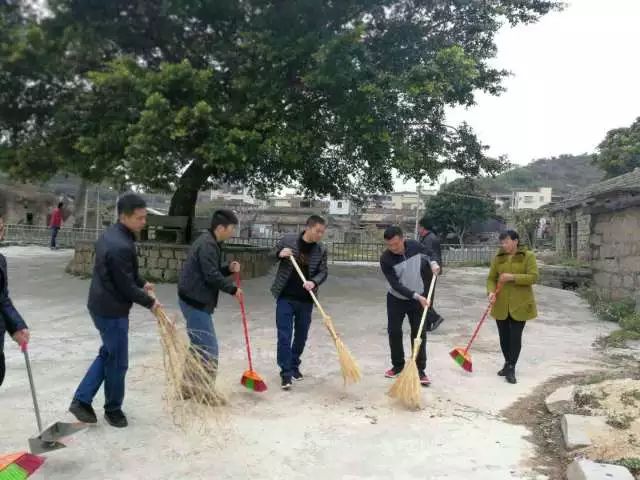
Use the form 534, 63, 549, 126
288, 256, 330, 319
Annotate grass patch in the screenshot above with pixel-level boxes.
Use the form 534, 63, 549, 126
544, 255, 590, 268
579, 287, 640, 348
574, 391, 602, 410
599, 330, 640, 349
611, 457, 640, 474
621, 390, 640, 407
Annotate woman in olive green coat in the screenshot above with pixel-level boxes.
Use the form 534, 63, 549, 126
487, 230, 538, 384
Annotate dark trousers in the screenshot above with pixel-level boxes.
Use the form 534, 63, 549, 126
496, 315, 526, 366
74, 314, 129, 412
50, 226, 60, 248
0, 351, 5, 387
276, 297, 313, 378
387, 293, 427, 372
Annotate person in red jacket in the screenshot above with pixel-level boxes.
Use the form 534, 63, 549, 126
49, 202, 63, 249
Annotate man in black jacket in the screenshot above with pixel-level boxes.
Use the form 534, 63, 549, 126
380, 226, 440, 387
69, 194, 160, 428
272, 215, 328, 390
177, 210, 243, 393
418, 219, 445, 332
0, 214, 30, 387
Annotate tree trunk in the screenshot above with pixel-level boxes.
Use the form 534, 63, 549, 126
73, 179, 88, 228
168, 160, 209, 242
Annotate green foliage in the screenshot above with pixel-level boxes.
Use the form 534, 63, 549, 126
478, 154, 604, 195
423, 178, 497, 246
512, 209, 542, 247
593, 117, 640, 178
611, 458, 640, 475
543, 255, 589, 267
1, 0, 561, 215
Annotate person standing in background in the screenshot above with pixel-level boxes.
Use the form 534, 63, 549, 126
49, 202, 64, 250
418, 219, 445, 332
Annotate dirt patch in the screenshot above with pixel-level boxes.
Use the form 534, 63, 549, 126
502, 370, 640, 480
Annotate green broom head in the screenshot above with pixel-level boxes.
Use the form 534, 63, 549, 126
450, 347, 473, 372
241, 369, 267, 392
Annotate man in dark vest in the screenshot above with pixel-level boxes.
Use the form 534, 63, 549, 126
69, 193, 160, 428
418, 218, 445, 332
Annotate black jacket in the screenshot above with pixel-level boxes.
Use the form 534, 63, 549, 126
178, 231, 237, 313
419, 231, 442, 265
88, 223, 154, 318
0, 254, 27, 354
271, 233, 328, 299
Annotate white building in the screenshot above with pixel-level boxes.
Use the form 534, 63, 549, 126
493, 188, 553, 210
329, 198, 353, 215
209, 185, 259, 205
512, 187, 553, 210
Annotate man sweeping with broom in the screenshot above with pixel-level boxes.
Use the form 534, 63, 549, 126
272, 215, 328, 390
69, 193, 161, 428
380, 226, 440, 387
177, 209, 244, 399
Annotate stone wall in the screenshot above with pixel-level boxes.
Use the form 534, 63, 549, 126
553, 208, 591, 261
538, 265, 592, 290
590, 206, 640, 299
67, 241, 274, 282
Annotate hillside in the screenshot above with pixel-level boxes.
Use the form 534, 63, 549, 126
479, 154, 604, 195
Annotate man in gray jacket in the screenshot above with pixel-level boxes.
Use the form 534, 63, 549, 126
272, 215, 328, 390
178, 210, 243, 392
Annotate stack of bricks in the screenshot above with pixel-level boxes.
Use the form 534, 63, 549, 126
67, 240, 274, 282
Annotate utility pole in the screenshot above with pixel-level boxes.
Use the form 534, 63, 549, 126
414, 183, 421, 240
95, 188, 101, 238
82, 186, 89, 229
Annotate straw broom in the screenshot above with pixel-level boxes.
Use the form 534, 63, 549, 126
151, 297, 227, 428
388, 274, 437, 410
289, 256, 361, 385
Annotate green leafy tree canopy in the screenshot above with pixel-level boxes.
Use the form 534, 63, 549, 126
593, 117, 640, 178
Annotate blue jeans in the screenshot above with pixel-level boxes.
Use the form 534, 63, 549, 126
179, 300, 218, 363
74, 314, 129, 412
50, 226, 60, 248
276, 298, 313, 378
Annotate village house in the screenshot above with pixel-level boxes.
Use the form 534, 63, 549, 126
549, 168, 640, 299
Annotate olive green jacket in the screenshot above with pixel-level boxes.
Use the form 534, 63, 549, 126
486, 246, 539, 321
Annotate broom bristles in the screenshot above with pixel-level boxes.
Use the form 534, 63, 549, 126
154, 307, 227, 429
324, 316, 361, 385
388, 338, 424, 409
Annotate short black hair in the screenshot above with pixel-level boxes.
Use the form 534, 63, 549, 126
211, 209, 238, 230
306, 215, 326, 228
384, 226, 403, 240
418, 217, 431, 230
499, 229, 519, 242
117, 193, 147, 216
58, 202, 64, 209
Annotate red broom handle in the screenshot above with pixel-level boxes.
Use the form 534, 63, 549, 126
235, 273, 254, 371
463, 283, 502, 354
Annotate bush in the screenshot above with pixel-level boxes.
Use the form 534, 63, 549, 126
620, 313, 640, 333
596, 299, 636, 324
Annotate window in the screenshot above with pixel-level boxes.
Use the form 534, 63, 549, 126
337, 201, 343, 209
524, 196, 534, 203
539, 196, 544, 202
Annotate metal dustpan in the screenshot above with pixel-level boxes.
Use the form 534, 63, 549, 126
20, 343, 88, 454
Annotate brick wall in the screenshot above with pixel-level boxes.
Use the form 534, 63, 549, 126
66, 241, 274, 282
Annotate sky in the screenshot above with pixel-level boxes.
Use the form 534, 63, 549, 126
395, 0, 640, 191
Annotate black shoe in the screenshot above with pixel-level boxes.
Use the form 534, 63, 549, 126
69, 400, 97, 424
281, 376, 292, 390
497, 363, 509, 377
104, 410, 128, 428
292, 369, 304, 382
430, 316, 444, 332
505, 365, 517, 384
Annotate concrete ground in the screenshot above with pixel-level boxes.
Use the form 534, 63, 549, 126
0, 246, 615, 480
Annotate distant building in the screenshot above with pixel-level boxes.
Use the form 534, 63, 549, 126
209, 185, 260, 205
494, 187, 558, 210
329, 198, 354, 216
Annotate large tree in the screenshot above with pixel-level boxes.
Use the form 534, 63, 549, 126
1, 0, 561, 235
423, 178, 497, 246
593, 117, 640, 179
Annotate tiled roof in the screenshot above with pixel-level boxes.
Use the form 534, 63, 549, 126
549, 168, 640, 211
